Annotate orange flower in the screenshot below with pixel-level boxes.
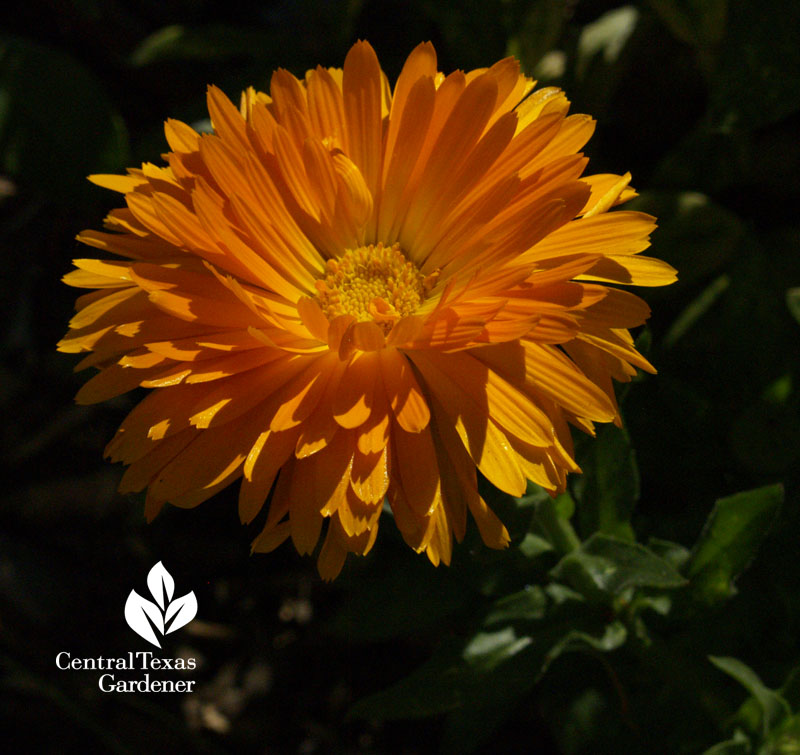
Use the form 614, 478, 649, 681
59, 41, 676, 579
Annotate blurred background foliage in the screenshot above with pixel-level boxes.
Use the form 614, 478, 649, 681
1, 0, 799, 752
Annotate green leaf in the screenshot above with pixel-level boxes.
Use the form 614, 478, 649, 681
514, 482, 552, 509
647, 537, 692, 571
550, 533, 687, 599
440, 619, 627, 754
573, 424, 639, 539
350, 596, 626, 743
787, 288, 800, 327
631, 594, 672, 617
763, 712, 800, 754
554, 492, 575, 519
347, 627, 535, 722
516, 532, 554, 560
0, 35, 129, 205
545, 621, 628, 663
701, 729, 751, 755
346, 641, 471, 721
531, 494, 581, 554
709, 656, 791, 737
576, 6, 640, 80
780, 666, 800, 710
436, 631, 547, 753
483, 586, 547, 627
686, 485, 783, 604
463, 627, 533, 672
545, 582, 585, 605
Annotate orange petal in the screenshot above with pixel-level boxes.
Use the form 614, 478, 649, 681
410, 352, 527, 496
317, 522, 348, 580
350, 445, 389, 505
355, 384, 390, 454
269, 353, 338, 432
288, 460, 324, 555
576, 255, 678, 287
118, 428, 197, 494
149, 410, 259, 501
379, 349, 430, 432
351, 321, 385, 351
467, 494, 510, 550
252, 521, 292, 554
240, 427, 301, 523
306, 66, 346, 147
392, 422, 440, 517
294, 360, 347, 457
342, 41, 383, 200
387, 479, 436, 553
519, 340, 618, 421
300, 431, 354, 516
296, 297, 330, 342
188, 355, 308, 429
332, 351, 378, 428
206, 84, 250, 153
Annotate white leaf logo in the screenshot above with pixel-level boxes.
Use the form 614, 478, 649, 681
125, 562, 197, 648
164, 592, 198, 634
146, 561, 174, 609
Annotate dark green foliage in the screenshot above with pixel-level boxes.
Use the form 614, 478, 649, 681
0, 36, 130, 205
686, 486, 783, 605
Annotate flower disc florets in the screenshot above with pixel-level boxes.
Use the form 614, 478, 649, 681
315, 243, 425, 331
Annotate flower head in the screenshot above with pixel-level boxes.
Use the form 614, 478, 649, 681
59, 41, 676, 579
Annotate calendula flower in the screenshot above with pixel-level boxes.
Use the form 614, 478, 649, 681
59, 41, 676, 579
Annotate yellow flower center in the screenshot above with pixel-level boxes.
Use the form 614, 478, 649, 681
314, 243, 427, 330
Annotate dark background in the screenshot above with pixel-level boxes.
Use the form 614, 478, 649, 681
2, 0, 799, 752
